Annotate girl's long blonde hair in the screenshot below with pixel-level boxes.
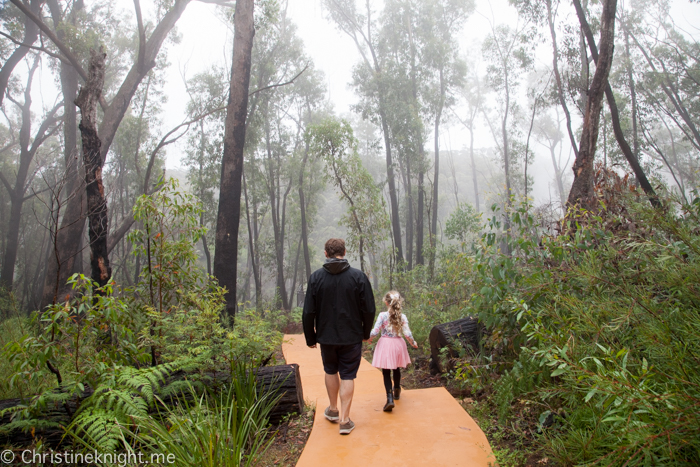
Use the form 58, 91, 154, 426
384, 290, 404, 335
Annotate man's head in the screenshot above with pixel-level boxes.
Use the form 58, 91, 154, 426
324, 238, 346, 258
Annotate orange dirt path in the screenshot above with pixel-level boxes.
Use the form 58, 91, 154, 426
282, 334, 495, 466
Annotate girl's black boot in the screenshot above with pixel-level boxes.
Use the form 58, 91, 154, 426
383, 391, 395, 412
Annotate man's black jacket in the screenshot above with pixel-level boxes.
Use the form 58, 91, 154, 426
302, 258, 376, 347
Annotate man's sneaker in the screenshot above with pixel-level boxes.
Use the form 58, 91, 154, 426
324, 406, 339, 422
339, 419, 355, 435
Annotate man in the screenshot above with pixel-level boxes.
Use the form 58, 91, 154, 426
302, 238, 376, 435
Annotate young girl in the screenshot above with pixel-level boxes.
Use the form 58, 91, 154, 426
368, 290, 418, 412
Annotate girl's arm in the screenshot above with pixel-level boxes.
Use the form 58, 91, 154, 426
402, 315, 418, 348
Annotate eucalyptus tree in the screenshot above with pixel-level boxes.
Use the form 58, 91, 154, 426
308, 118, 390, 275
482, 22, 533, 206
417, 0, 471, 271
455, 67, 485, 213
239, 8, 326, 311
534, 107, 570, 207
623, 1, 700, 180
0, 0, 41, 106
180, 68, 227, 277
566, 0, 617, 208
6, 0, 201, 306
0, 57, 63, 293
323, 0, 404, 265
348, 0, 470, 270
569, 0, 658, 207
214, 0, 255, 321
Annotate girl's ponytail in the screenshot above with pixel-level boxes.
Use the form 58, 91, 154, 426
383, 290, 403, 336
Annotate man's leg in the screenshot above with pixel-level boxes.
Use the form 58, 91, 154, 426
325, 372, 340, 411
339, 378, 355, 423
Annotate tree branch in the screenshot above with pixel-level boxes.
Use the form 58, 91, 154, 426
133, 0, 146, 72
248, 64, 309, 96
9, 0, 89, 82
0, 172, 14, 196
106, 105, 225, 255
0, 30, 68, 62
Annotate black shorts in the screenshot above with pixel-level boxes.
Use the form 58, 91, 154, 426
320, 342, 362, 380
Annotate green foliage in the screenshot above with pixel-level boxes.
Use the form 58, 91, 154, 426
128, 178, 209, 315
445, 202, 482, 248
2, 276, 148, 407
68, 361, 279, 466
1, 181, 283, 448
67, 361, 183, 452
465, 193, 700, 465
307, 118, 390, 273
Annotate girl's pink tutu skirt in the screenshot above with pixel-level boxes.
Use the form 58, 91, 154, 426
372, 336, 411, 369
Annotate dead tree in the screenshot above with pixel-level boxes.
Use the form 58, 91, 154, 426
75, 48, 110, 288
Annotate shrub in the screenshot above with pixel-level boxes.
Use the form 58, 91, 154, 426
469, 191, 700, 465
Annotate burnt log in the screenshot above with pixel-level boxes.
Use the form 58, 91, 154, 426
255, 364, 304, 424
0, 364, 303, 447
429, 317, 483, 374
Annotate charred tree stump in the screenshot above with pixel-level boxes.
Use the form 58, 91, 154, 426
0, 364, 303, 447
429, 317, 483, 374
75, 47, 111, 288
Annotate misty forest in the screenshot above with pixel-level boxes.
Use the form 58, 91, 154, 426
0, 0, 699, 465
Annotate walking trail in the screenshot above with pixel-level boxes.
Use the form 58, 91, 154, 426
282, 334, 495, 466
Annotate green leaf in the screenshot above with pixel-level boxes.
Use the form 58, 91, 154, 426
584, 388, 597, 403
551, 367, 567, 377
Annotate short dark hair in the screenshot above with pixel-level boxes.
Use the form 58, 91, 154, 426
325, 238, 346, 257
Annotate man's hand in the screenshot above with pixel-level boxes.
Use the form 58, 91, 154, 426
308, 344, 317, 349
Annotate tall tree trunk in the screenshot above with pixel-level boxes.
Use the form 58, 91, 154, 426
408, 19, 424, 267
75, 48, 111, 288
201, 213, 212, 275
405, 157, 414, 270
431, 79, 445, 274
624, 26, 639, 161
574, 0, 659, 207
578, 0, 590, 112
549, 144, 566, 207
379, 109, 404, 265
298, 139, 312, 280
2, 61, 38, 292
41, 0, 85, 308
214, 0, 255, 322
469, 126, 480, 212
264, 120, 290, 312
243, 172, 262, 311
288, 235, 302, 308
546, 0, 579, 159
502, 71, 512, 205
416, 168, 424, 266
567, 0, 618, 209
277, 180, 292, 311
